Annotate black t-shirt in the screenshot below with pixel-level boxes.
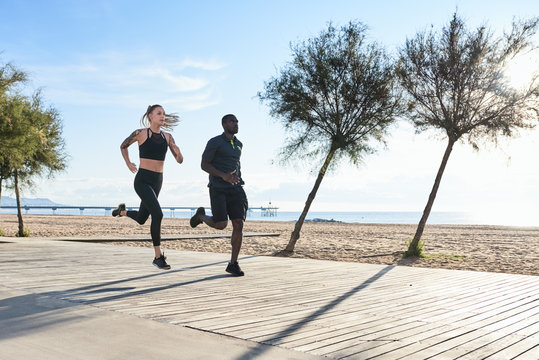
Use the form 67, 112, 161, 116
202, 133, 244, 188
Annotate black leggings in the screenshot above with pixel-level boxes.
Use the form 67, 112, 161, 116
126, 168, 163, 246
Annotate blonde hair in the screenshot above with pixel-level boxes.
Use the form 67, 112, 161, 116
140, 104, 180, 131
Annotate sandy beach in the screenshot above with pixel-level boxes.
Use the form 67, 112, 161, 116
1, 214, 537, 276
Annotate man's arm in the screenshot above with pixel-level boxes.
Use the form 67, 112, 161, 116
201, 157, 240, 185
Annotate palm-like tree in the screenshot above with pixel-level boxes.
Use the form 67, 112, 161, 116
0, 62, 27, 207
397, 13, 539, 256
259, 22, 402, 252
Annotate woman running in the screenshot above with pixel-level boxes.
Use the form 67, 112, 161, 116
112, 104, 183, 270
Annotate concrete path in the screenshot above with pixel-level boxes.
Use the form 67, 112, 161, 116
0, 236, 537, 359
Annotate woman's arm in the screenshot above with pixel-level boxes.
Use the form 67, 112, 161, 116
120, 130, 141, 173
167, 133, 183, 164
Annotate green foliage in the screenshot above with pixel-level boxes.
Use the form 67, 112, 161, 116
0, 61, 27, 97
16, 227, 30, 237
0, 65, 67, 191
403, 242, 467, 260
258, 21, 403, 251
259, 21, 403, 171
397, 13, 539, 249
1, 61, 67, 237
18, 90, 68, 184
404, 238, 426, 258
1, 95, 28, 167
0, 62, 28, 185
0, 227, 4, 236
397, 12, 539, 146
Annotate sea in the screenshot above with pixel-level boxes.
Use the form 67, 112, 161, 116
1, 207, 538, 226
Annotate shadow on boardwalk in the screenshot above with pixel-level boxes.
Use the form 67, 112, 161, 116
234, 265, 395, 360
0, 255, 257, 341
2, 238, 538, 359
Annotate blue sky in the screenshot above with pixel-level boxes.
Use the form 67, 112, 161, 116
1, 0, 539, 224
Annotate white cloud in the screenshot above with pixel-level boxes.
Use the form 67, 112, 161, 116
26, 52, 227, 110
139, 66, 209, 92
174, 59, 227, 71
161, 90, 222, 112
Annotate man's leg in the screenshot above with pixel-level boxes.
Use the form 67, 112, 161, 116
225, 218, 244, 276
225, 187, 247, 276
230, 219, 243, 263
201, 215, 227, 230
191, 187, 228, 229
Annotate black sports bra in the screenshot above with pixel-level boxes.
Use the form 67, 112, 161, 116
139, 128, 167, 161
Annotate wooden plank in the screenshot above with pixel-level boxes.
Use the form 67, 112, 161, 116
50, 232, 281, 242
450, 326, 538, 359
484, 335, 539, 360
367, 305, 539, 360
1, 238, 538, 360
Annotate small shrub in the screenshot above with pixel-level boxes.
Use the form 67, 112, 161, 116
404, 238, 426, 258
16, 227, 30, 237
0, 228, 4, 236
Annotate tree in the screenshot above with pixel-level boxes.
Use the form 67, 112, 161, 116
0, 62, 27, 207
0, 95, 32, 236
20, 90, 67, 181
258, 22, 402, 252
9, 91, 67, 236
1, 60, 67, 236
397, 13, 539, 256
0, 62, 67, 235
0, 62, 26, 95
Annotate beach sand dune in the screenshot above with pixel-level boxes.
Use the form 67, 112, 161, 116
1, 214, 537, 276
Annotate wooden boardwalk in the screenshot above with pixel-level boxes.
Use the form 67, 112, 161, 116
47, 232, 280, 242
1, 237, 538, 359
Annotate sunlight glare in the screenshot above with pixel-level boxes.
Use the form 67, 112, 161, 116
471, 206, 539, 227
503, 50, 539, 90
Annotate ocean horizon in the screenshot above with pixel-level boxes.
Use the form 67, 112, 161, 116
1, 207, 538, 227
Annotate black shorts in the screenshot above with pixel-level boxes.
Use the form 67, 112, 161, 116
209, 186, 248, 222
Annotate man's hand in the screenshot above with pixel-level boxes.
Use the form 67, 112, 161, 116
201, 158, 240, 184
222, 170, 240, 185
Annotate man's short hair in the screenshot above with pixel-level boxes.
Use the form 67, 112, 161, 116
222, 114, 237, 124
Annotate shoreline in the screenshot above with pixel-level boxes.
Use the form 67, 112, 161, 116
1, 214, 538, 276
3, 209, 538, 227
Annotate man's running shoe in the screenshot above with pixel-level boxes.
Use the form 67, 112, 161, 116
112, 203, 126, 217
190, 207, 205, 228
226, 261, 244, 276
153, 254, 171, 270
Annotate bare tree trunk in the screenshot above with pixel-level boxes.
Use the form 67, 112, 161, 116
14, 169, 25, 237
408, 138, 455, 255
285, 148, 336, 252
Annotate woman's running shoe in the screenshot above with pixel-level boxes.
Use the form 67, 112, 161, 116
153, 254, 171, 270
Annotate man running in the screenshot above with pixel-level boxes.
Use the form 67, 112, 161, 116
190, 114, 247, 276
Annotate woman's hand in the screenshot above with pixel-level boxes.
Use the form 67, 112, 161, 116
127, 162, 138, 173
